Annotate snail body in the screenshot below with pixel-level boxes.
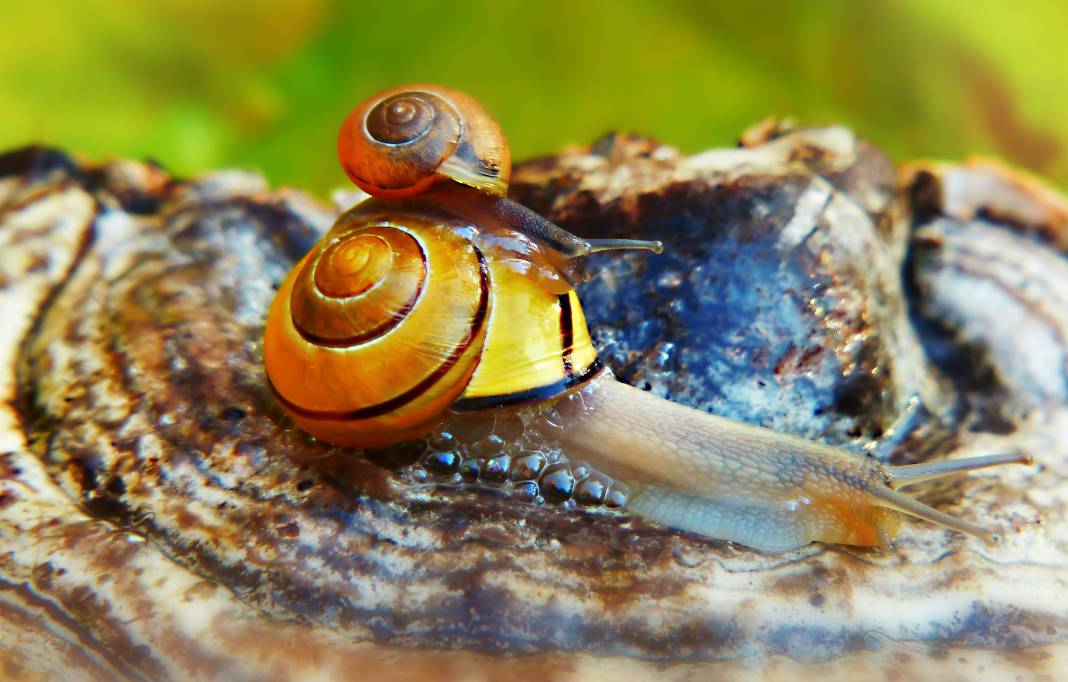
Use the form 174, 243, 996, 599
556, 377, 1027, 550
264, 84, 1030, 551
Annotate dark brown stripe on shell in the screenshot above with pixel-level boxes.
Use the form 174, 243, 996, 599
452, 358, 603, 412
291, 237, 428, 348
272, 247, 490, 421
558, 293, 575, 377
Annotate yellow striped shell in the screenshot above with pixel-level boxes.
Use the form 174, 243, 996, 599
263, 198, 600, 447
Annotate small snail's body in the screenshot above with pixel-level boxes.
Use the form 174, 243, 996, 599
263, 84, 1030, 552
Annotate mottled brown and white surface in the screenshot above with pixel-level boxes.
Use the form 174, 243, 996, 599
0, 127, 1066, 681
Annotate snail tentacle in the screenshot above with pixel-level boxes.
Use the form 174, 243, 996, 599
862, 481, 1001, 547
885, 453, 1032, 487
585, 238, 665, 255
431, 184, 662, 285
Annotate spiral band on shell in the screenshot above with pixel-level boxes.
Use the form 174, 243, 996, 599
365, 92, 439, 146
338, 84, 511, 198
340, 90, 462, 196
289, 226, 428, 346
264, 214, 492, 446
270, 253, 489, 421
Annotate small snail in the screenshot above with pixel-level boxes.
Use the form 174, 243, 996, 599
264, 84, 1030, 552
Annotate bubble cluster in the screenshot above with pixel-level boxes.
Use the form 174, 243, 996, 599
399, 420, 630, 513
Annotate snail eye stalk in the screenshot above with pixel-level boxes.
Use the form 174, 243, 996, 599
585, 238, 664, 255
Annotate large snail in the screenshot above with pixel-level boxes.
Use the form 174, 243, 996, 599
264, 84, 1029, 552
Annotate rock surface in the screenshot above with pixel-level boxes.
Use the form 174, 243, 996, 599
0, 129, 1066, 680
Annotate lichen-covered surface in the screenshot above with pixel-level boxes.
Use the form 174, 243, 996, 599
0, 129, 1066, 680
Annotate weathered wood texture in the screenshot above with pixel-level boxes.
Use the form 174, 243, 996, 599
0, 127, 1066, 680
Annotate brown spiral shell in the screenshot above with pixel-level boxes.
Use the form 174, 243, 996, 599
337, 84, 511, 198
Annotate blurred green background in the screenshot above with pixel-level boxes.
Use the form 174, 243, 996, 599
4, 1, 1067, 196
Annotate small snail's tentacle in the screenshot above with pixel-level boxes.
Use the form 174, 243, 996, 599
885, 453, 1032, 487
555, 375, 1027, 551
